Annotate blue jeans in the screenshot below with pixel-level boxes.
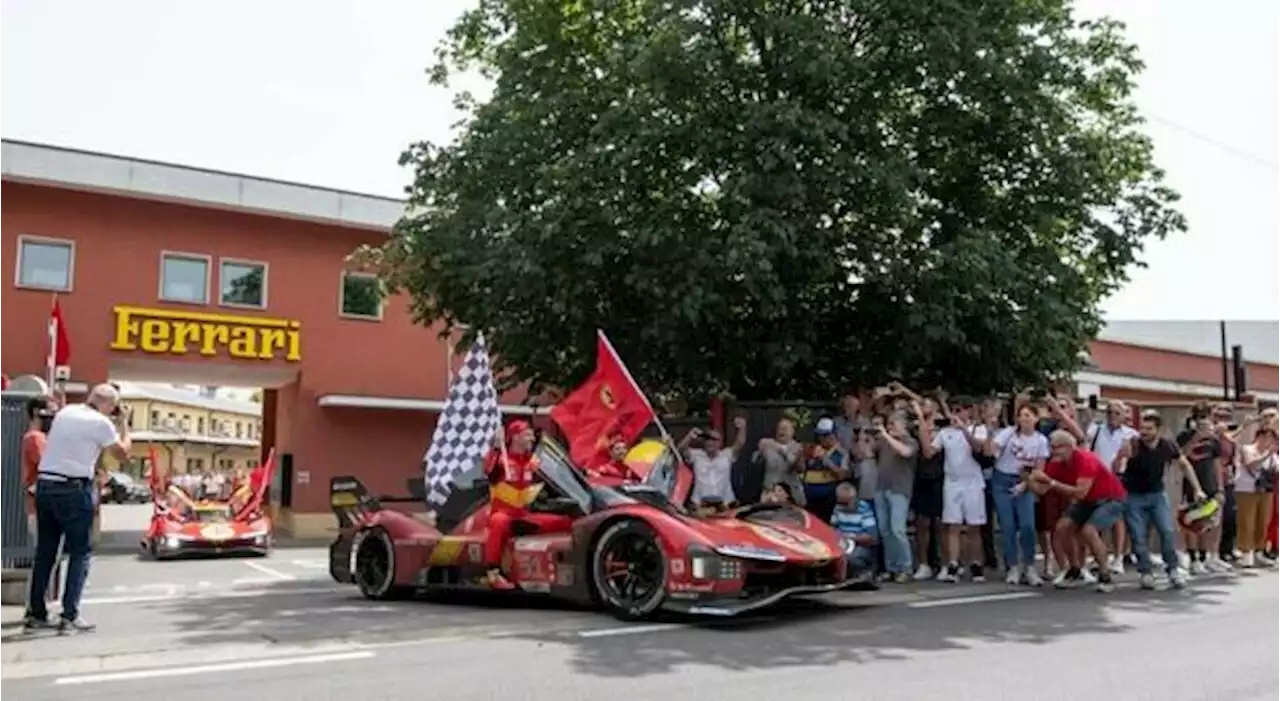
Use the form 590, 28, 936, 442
846, 546, 876, 574
26, 480, 94, 621
991, 470, 1037, 568
1125, 491, 1178, 575
874, 491, 912, 574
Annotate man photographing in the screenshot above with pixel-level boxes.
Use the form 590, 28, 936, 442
23, 383, 133, 634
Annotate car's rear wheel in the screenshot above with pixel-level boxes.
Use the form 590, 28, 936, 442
353, 528, 412, 600
590, 520, 667, 621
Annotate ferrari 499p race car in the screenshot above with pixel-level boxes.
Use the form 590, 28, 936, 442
141, 459, 273, 559
329, 438, 869, 620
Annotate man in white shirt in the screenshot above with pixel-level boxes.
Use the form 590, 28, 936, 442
24, 384, 132, 634
682, 417, 747, 506
919, 402, 988, 583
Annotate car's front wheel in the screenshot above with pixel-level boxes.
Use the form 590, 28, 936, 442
353, 528, 412, 600
590, 520, 668, 621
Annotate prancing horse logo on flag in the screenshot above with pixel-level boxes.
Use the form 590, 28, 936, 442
598, 384, 616, 409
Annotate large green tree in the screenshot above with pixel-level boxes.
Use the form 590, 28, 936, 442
359, 0, 1184, 400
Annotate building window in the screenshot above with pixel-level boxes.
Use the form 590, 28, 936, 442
247, 423, 255, 440
219, 259, 268, 308
149, 410, 160, 429
235, 421, 244, 439
15, 236, 74, 291
159, 252, 211, 304
197, 417, 205, 435
186, 457, 205, 472
339, 272, 385, 320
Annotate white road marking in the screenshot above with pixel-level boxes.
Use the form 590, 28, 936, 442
232, 577, 286, 586
275, 605, 395, 617
291, 558, 329, 569
906, 592, 1041, 609
80, 585, 348, 606
576, 623, 684, 638
241, 560, 295, 581
53, 651, 376, 686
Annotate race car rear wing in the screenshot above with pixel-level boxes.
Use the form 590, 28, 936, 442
329, 476, 424, 529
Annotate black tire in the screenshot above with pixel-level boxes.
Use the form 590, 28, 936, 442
590, 519, 667, 621
353, 528, 412, 600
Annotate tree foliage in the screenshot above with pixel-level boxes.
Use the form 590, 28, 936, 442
360, 0, 1184, 400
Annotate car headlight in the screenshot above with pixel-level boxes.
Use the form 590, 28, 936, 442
164, 536, 182, 548
838, 537, 856, 555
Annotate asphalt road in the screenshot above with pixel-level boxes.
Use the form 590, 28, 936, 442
2, 552, 1276, 701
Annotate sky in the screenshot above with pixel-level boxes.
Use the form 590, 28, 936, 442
2, 0, 1278, 322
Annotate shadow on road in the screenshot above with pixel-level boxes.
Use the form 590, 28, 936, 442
54, 566, 1257, 672
513, 575, 1250, 678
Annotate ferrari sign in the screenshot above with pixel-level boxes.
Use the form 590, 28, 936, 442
110, 305, 302, 362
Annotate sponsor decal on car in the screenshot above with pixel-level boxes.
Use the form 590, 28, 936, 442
744, 524, 833, 559
199, 524, 236, 541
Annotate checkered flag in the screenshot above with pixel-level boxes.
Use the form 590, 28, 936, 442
423, 335, 502, 507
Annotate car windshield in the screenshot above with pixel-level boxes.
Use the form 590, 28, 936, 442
193, 506, 232, 522
110, 472, 134, 485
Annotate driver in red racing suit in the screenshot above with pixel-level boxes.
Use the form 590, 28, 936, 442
484, 421, 574, 589
587, 436, 639, 484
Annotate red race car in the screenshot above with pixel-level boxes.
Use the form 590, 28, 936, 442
141, 454, 274, 559
328, 438, 871, 620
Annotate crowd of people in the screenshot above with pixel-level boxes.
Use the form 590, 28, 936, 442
677, 385, 1280, 593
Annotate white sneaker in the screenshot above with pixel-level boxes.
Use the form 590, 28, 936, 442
1150, 554, 1165, 569
1138, 573, 1156, 590
1206, 558, 1233, 574
1109, 558, 1125, 576
1024, 567, 1044, 587
1190, 560, 1207, 575
1178, 552, 1192, 570
1081, 568, 1098, 585
937, 563, 959, 583
913, 564, 935, 581
1169, 568, 1188, 589
1240, 552, 1255, 568
1005, 565, 1022, 585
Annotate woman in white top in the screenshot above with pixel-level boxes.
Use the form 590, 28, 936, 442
1234, 427, 1278, 567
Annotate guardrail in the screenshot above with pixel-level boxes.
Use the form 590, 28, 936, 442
1, 392, 36, 568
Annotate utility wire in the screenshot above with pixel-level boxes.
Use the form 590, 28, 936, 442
1145, 113, 1280, 172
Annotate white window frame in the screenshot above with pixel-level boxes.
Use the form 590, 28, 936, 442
158, 251, 212, 305
338, 271, 385, 321
218, 257, 269, 310
14, 235, 76, 292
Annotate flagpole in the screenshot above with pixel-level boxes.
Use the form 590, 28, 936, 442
596, 329, 676, 446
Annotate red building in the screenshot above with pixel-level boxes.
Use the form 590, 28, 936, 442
1, 140, 541, 538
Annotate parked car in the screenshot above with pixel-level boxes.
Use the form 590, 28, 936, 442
103, 472, 151, 504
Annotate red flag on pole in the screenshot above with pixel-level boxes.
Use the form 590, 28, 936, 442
550, 331, 656, 468
47, 296, 71, 386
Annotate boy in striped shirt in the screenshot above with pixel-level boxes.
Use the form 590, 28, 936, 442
831, 482, 878, 576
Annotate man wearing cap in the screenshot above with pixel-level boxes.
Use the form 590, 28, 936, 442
1023, 430, 1128, 592
482, 420, 573, 589
802, 417, 852, 522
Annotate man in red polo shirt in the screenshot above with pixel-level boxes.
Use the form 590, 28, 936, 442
1021, 430, 1128, 592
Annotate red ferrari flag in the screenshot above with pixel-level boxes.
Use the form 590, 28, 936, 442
243, 450, 275, 516
551, 331, 656, 467
47, 296, 71, 377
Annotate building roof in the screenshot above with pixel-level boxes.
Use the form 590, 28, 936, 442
1097, 321, 1279, 366
1, 139, 404, 231
118, 382, 261, 417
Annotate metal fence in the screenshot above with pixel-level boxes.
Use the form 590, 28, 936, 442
1, 392, 35, 568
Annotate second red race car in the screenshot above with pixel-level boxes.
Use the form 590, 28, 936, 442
141, 452, 275, 559
328, 438, 871, 620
